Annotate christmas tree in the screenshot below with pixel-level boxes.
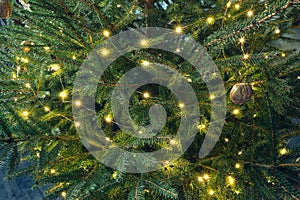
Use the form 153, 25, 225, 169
1, 0, 300, 199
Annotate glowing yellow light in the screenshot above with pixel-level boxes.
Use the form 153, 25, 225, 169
243, 54, 250, 59
227, 175, 235, 185
50, 169, 56, 174
44, 46, 50, 51
281, 52, 286, 57
61, 191, 67, 198
224, 138, 229, 142
49, 64, 61, 71
208, 189, 214, 195
253, 114, 257, 118
100, 48, 110, 56
209, 94, 215, 100
20, 57, 29, 63
247, 10, 254, 17
206, 16, 215, 25
275, 29, 281, 34
105, 116, 112, 123
44, 106, 50, 112
235, 163, 241, 169
175, 26, 183, 33
22, 47, 31, 53
143, 92, 150, 98
170, 139, 176, 145
239, 37, 246, 44
233, 109, 240, 115
226, 1, 232, 8
178, 103, 185, 108
25, 83, 31, 88
117, 4, 121, 8
187, 78, 192, 82
105, 137, 111, 141
75, 122, 81, 127
198, 124, 206, 130
203, 174, 210, 180
280, 148, 288, 155
22, 111, 29, 117
103, 30, 110, 37
198, 176, 204, 182
59, 91, 68, 100
234, 4, 240, 10
145, 189, 150, 193
141, 60, 150, 66
297, 76, 300, 80
74, 100, 82, 107
72, 55, 76, 60
238, 151, 243, 155
140, 39, 149, 47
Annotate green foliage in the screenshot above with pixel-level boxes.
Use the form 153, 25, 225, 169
0, 0, 300, 199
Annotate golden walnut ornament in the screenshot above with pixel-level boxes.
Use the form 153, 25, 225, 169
230, 83, 253, 105
0, 0, 12, 19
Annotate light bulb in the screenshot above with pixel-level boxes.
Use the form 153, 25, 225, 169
61, 191, 67, 198
105, 116, 112, 123
175, 26, 183, 33
203, 174, 210, 180
140, 39, 149, 47
247, 10, 254, 17
234, 4, 240, 10
226, 1, 232, 8
141, 60, 150, 66
239, 37, 246, 44
143, 92, 150, 98
22, 111, 29, 117
227, 175, 235, 185
206, 16, 215, 25
25, 83, 31, 88
178, 103, 185, 108
208, 189, 214, 195
198, 176, 204, 182
103, 30, 110, 37
233, 109, 240, 115
235, 163, 241, 169
44, 106, 50, 112
100, 48, 110, 56
59, 90, 68, 100
170, 139, 176, 145
243, 54, 250, 59
50, 169, 56, 174
74, 100, 82, 107
44, 46, 50, 51
279, 148, 288, 155
275, 29, 281, 34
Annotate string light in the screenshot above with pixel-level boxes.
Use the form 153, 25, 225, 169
279, 148, 288, 155
50, 169, 56, 174
275, 29, 281, 34
198, 176, 204, 182
74, 100, 82, 107
208, 189, 215, 195
232, 109, 240, 115
239, 37, 246, 44
175, 26, 183, 33
224, 138, 229, 142
226, 1, 232, 8
247, 10, 254, 17
297, 76, 300, 80
20, 57, 29, 63
178, 103, 185, 108
72, 55, 76, 60
75, 122, 81, 127
44, 106, 50, 112
227, 175, 235, 185
281, 52, 286, 57
141, 60, 150, 66
140, 39, 149, 47
61, 191, 67, 198
44, 46, 50, 51
203, 174, 210, 180
243, 54, 250, 60
103, 30, 110, 37
235, 163, 241, 169
187, 78, 192, 82
105, 116, 112, 123
198, 124, 206, 130
100, 48, 110, 56
48, 64, 61, 71
105, 137, 111, 141
117, 4, 121, 8
25, 83, 31, 88
59, 90, 68, 100
238, 150, 243, 155
170, 139, 177, 145
206, 16, 215, 25
209, 94, 215, 100
143, 92, 150, 98
234, 4, 240, 10
22, 111, 29, 117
